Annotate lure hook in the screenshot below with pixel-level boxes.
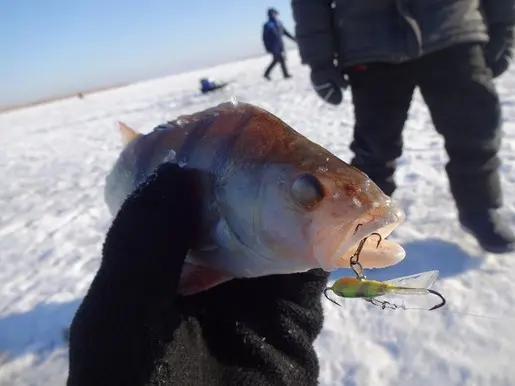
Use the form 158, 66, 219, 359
351, 232, 383, 261
352, 223, 383, 247
349, 231, 383, 279
369, 232, 383, 249
323, 287, 342, 306
427, 289, 446, 310
365, 288, 447, 311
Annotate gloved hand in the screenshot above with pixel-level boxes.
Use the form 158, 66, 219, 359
484, 23, 514, 78
67, 162, 329, 386
310, 63, 348, 105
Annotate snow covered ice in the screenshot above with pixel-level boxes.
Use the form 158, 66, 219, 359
2, 49, 515, 385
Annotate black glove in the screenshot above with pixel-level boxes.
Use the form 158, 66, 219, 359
310, 63, 348, 105
485, 23, 514, 78
67, 162, 329, 386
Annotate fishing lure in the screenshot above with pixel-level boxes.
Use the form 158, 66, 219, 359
323, 270, 446, 311
324, 231, 447, 311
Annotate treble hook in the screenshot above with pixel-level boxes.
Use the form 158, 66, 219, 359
349, 231, 383, 279
368, 232, 383, 249
350, 227, 384, 254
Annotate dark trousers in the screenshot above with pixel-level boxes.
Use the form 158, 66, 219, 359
347, 43, 503, 212
264, 52, 290, 77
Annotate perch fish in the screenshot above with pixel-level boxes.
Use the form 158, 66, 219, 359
104, 101, 406, 295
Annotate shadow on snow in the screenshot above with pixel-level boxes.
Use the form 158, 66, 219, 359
0, 299, 80, 361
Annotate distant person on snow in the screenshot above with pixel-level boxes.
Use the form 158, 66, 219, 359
262, 7, 296, 80
199, 78, 228, 94
292, 0, 515, 253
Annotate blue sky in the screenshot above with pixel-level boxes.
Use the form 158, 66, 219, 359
0, 0, 296, 108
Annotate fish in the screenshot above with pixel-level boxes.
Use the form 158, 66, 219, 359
104, 100, 406, 295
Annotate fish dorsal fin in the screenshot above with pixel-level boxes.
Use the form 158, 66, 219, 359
117, 121, 141, 146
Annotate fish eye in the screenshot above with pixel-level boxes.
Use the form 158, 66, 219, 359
291, 173, 325, 209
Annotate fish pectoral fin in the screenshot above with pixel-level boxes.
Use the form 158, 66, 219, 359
178, 263, 233, 296
117, 121, 142, 146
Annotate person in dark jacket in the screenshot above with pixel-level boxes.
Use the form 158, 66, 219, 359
66, 162, 328, 386
263, 7, 297, 80
199, 78, 229, 94
292, 0, 515, 253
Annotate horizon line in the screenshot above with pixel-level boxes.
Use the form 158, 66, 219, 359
1, 50, 276, 114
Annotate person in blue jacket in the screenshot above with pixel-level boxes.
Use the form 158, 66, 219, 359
262, 8, 296, 80
199, 78, 228, 94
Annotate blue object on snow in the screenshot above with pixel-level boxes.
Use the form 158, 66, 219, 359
200, 78, 217, 93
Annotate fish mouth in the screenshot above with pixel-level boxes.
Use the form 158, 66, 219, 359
318, 203, 406, 271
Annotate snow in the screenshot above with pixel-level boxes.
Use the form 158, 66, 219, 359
1, 48, 515, 385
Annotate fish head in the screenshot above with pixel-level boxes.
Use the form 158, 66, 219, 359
244, 154, 405, 273
217, 105, 406, 273
291, 158, 406, 271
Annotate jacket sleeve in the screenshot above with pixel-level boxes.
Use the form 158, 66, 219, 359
283, 26, 297, 41
291, 0, 337, 67
481, 0, 515, 26
262, 24, 273, 52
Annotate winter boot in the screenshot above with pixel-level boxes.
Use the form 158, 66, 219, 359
459, 209, 515, 253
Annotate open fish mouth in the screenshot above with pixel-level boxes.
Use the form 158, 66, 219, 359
318, 204, 406, 271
